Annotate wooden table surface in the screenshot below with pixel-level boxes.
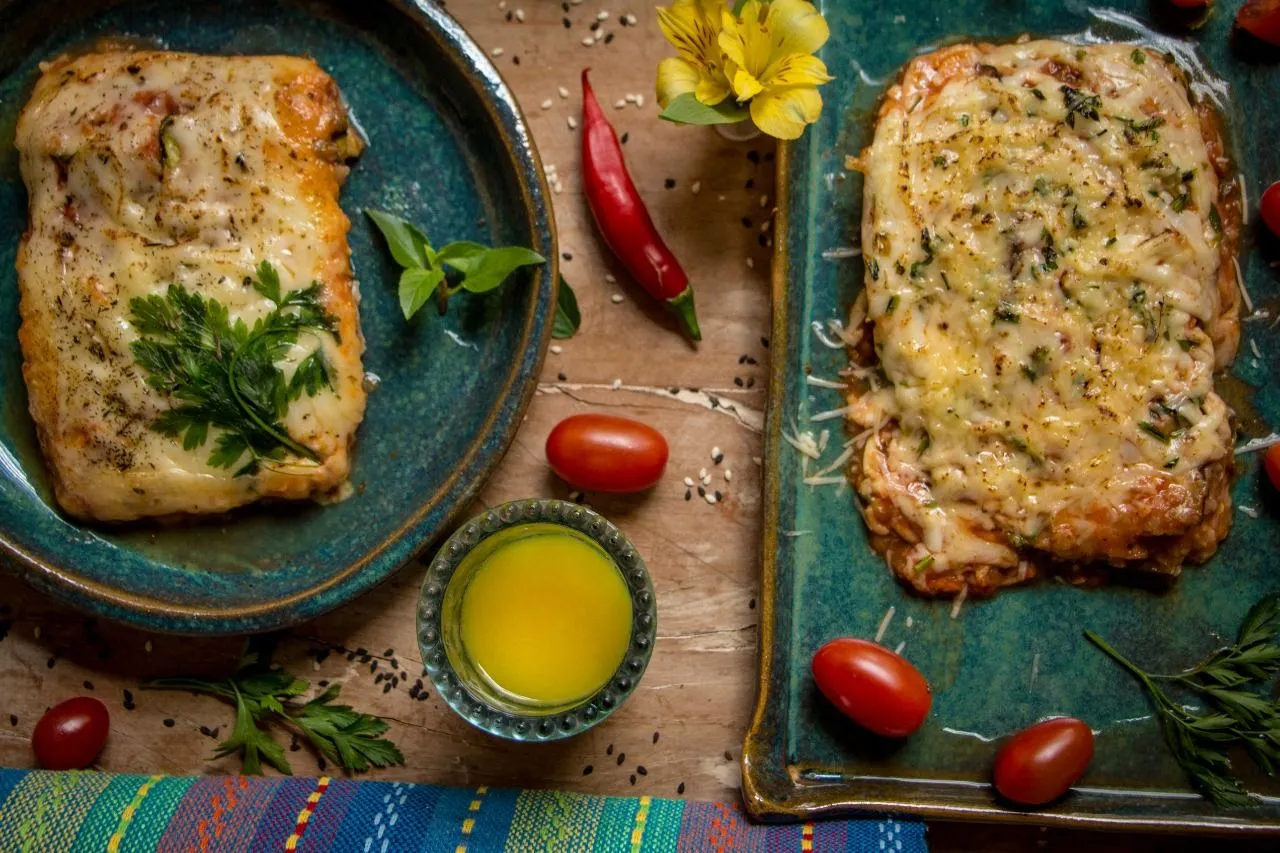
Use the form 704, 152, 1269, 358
0, 2, 1273, 850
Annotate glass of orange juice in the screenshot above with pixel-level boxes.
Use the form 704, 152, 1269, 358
417, 499, 656, 740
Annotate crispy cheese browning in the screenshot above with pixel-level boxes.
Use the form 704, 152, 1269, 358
15, 51, 366, 521
848, 41, 1238, 595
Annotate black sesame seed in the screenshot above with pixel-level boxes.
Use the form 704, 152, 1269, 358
741, 216, 752, 228
383, 682, 393, 694
747, 150, 760, 164
583, 765, 594, 775
724, 750, 733, 761
606, 744, 614, 755
557, 372, 568, 381
561, 1, 569, 10
290, 734, 301, 752
698, 486, 706, 497
757, 234, 769, 248
745, 178, 755, 189
738, 354, 747, 364
765, 151, 775, 161
714, 491, 723, 501
745, 355, 758, 365
505, 10, 513, 20
318, 680, 330, 687
369, 660, 379, 673
317, 756, 327, 771
669, 387, 679, 394
199, 725, 215, 738
9, 714, 17, 726
46, 656, 56, 669
637, 765, 648, 775
375, 672, 386, 683
563, 16, 571, 28
677, 782, 686, 795
513, 56, 521, 65
123, 689, 135, 711
749, 597, 757, 609
617, 752, 626, 765
761, 336, 770, 348
734, 377, 744, 387
746, 377, 756, 388
391, 659, 399, 669
709, 396, 720, 409
629, 774, 637, 785
664, 178, 676, 189
653, 731, 660, 744
604, 33, 614, 44
383, 648, 394, 657
163, 718, 175, 727
562, 251, 574, 261
83, 680, 94, 691
684, 490, 692, 501
356, 647, 368, 656
620, 132, 629, 144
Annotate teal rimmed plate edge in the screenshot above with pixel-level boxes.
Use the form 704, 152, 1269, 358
743, 0, 1280, 834
416, 499, 657, 742
0, 0, 559, 634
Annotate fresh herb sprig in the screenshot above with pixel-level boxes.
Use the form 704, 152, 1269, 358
1085, 597, 1280, 807
128, 261, 337, 476
366, 209, 547, 321
144, 652, 404, 776
1060, 85, 1101, 127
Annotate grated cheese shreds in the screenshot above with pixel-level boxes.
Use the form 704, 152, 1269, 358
1250, 339, 1263, 360
806, 375, 848, 390
894, 640, 907, 655
783, 529, 813, 537
802, 475, 847, 487
812, 445, 855, 479
1236, 434, 1280, 455
1234, 257, 1254, 313
874, 605, 896, 643
1240, 175, 1249, 226
1239, 504, 1259, 519
950, 585, 969, 619
811, 405, 857, 423
782, 427, 823, 460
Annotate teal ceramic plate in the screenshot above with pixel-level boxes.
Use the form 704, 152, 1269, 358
745, 0, 1280, 833
0, 0, 556, 633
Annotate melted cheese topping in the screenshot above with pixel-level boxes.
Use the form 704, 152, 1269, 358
16, 52, 366, 521
851, 41, 1235, 579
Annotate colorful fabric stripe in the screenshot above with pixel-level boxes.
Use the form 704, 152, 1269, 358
0, 768, 927, 852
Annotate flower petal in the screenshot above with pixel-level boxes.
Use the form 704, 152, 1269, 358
695, 72, 732, 106
657, 0, 722, 67
765, 0, 829, 56
761, 53, 832, 89
657, 57, 701, 108
750, 85, 822, 140
728, 63, 764, 101
719, 1, 773, 79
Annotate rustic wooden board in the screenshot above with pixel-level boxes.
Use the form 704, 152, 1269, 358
0, 3, 1273, 850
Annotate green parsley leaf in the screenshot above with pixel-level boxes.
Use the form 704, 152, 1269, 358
1131, 48, 1146, 65
144, 651, 403, 777
994, 300, 1021, 324
552, 275, 581, 339
128, 264, 337, 474
1060, 85, 1102, 127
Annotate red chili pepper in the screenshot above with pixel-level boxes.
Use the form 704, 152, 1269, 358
580, 69, 701, 341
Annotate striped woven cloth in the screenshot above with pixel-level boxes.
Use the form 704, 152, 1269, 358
0, 769, 926, 851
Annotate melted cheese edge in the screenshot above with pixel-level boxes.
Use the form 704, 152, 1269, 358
852, 41, 1234, 573
16, 52, 366, 520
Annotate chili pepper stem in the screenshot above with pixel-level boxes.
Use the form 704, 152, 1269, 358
666, 288, 702, 342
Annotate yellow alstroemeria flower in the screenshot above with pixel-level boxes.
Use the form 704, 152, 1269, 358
719, 0, 833, 139
656, 0, 733, 109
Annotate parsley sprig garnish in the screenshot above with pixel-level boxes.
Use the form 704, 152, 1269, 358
1085, 597, 1280, 807
1060, 85, 1101, 127
128, 261, 338, 476
144, 651, 404, 776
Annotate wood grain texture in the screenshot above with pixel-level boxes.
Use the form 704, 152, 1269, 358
0, 3, 1267, 849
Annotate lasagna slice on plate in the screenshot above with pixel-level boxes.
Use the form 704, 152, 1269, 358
15, 51, 366, 522
847, 40, 1240, 596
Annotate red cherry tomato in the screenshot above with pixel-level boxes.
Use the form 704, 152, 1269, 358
32, 696, 110, 770
1238, 0, 1280, 44
1261, 182, 1280, 238
545, 414, 669, 493
993, 717, 1094, 806
812, 638, 932, 737
1264, 444, 1280, 491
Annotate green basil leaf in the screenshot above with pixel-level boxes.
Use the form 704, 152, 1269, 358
367, 209, 433, 269
552, 275, 580, 339
439, 243, 545, 294
399, 267, 444, 319
658, 92, 749, 126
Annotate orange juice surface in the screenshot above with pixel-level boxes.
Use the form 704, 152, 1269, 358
459, 526, 633, 706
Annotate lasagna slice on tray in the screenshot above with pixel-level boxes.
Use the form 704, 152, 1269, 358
847, 40, 1240, 596
15, 51, 366, 522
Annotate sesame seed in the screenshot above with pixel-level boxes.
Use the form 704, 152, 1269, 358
691, 180, 701, 194
635, 94, 645, 107
145, 639, 153, 652
604, 273, 616, 283
759, 194, 768, 208
515, 8, 525, 21
611, 293, 624, 303
491, 47, 505, 57
614, 99, 627, 109
699, 467, 707, 479
570, 0, 582, 4
611, 378, 622, 390
625, 13, 638, 25
705, 492, 717, 505
746, 257, 755, 268
597, 9, 609, 19
549, 345, 562, 354
724, 469, 733, 481
684, 476, 695, 487
33, 626, 40, 639
498, 0, 506, 7
710, 446, 721, 459
541, 98, 553, 110
625, 93, 637, 103
559, 86, 570, 98
567, 116, 578, 129
582, 36, 596, 46
701, 473, 712, 485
